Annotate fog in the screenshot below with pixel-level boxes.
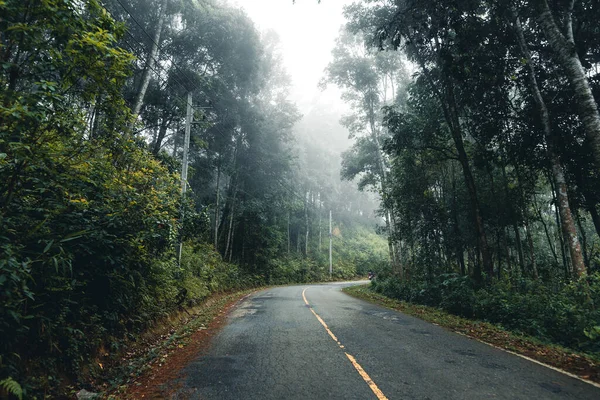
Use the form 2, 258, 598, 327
230, 0, 355, 149
230, 0, 353, 111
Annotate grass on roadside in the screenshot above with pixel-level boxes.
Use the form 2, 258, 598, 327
343, 284, 600, 384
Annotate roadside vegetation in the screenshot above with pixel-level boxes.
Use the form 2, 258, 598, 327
344, 284, 600, 383
0, 0, 386, 397
329, 0, 600, 370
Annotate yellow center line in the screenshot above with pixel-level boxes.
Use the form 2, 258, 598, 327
302, 287, 389, 400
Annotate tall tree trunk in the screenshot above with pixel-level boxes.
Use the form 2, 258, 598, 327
513, 224, 525, 275
214, 159, 221, 250
524, 218, 539, 279
131, 0, 168, 118
407, 36, 493, 281
172, 120, 180, 158
576, 212, 590, 270
368, 99, 400, 273
152, 114, 169, 155
318, 192, 322, 250
225, 184, 237, 262
512, 12, 586, 277
549, 178, 570, 277
304, 190, 309, 257
451, 163, 466, 275
533, 191, 560, 265
500, 148, 525, 275
447, 84, 493, 281
287, 211, 291, 255
384, 211, 397, 269
534, 0, 600, 172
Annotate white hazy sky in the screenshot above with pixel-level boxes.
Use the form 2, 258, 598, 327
229, 0, 355, 113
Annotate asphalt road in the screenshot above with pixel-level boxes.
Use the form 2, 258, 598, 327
175, 282, 600, 399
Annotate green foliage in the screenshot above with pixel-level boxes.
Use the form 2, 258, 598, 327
0, 0, 191, 395
373, 273, 600, 354
180, 241, 249, 300
0, 377, 23, 400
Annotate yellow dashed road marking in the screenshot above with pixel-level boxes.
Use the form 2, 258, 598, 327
302, 288, 389, 400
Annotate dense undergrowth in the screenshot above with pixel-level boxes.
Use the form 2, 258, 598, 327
372, 273, 600, 355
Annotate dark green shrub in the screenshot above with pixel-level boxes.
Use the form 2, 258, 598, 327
374, 273, 600, 354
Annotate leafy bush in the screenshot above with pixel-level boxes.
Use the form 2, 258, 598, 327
0, 0, 193, 394
373, 273, 600, 354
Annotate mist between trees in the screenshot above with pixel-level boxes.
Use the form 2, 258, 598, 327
326, 0, 600, 360
0, 0, 388, 396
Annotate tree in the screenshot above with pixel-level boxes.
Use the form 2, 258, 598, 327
323, 29, 407, 275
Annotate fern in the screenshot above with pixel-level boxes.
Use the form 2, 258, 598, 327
0, 377, 23, 400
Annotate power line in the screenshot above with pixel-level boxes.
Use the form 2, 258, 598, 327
121, 32, 194, 101
111, 0, 202, 92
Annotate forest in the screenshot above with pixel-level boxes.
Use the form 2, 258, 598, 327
2, 0, 600, 397
0, 0, 387, 396
326, 0, 600, 361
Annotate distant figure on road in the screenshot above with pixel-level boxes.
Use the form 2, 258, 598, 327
368, 271, 375, 280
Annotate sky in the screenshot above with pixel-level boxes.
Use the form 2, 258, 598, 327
229, 0, 355, 114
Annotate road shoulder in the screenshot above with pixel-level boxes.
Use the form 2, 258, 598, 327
343, 284, 600, 386
101, 288, 259, 399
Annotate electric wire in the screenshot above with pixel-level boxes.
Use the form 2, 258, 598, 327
111, 0, 202, 92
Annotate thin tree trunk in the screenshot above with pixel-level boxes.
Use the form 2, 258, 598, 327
305, 190, 309, 257
576, 212, 590, 270
450, 163, 466, 275
131, 0, 168, 118
318, 192, 322, 250
152, 113, 169, 154
589, 204, 600, 239
535, 0, 600, 172
512, 11, 586, 277
524, 218, 539, 279
368, 100, 399, 274
513, 224, 525, 274
407, 37, 493, 281
384, 211, 396, 268
87, 101, 97, 139
225, 185, 237, 262
447, 82, 493, 281
172, 121, 180, 158
533, 191, 559, 264
500, 147, 525, 274
214, 159, 221, 250
549, 176, 570, 277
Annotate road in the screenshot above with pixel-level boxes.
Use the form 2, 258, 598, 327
175, 282, 600, 399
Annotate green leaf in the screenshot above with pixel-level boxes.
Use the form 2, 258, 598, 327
43, 240, 54, 253
0, 378, 23, 400
60, 230, 90, 242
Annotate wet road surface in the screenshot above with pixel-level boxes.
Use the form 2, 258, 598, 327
175, 282, 600, 399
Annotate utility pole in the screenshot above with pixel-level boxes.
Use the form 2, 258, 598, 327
329, 210, 332, 278
177, 92, 193, 266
